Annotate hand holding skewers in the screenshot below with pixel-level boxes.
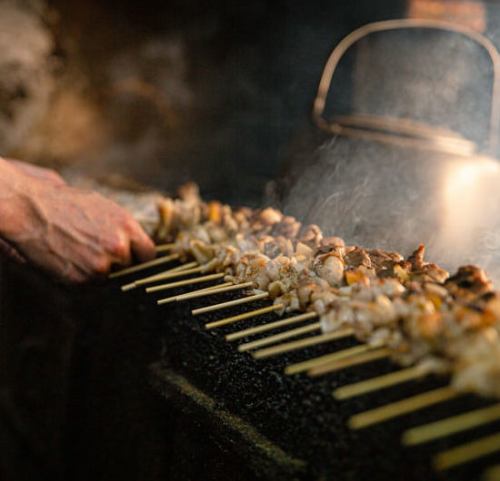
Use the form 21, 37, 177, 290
0, 157, 155, 283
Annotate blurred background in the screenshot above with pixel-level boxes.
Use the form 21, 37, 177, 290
4, 2, 500, 481
0, 0, 417, 204
5, 0, 500, 273
4, 0, 500, 258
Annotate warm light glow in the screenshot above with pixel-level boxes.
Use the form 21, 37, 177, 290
444, 160, 499, 196
437, 156, 500, 274
408, 0, 486, 32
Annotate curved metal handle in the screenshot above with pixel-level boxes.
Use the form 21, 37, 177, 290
313, 18, 500, 155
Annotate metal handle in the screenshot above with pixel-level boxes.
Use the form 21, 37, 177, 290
313, 18, 500, 155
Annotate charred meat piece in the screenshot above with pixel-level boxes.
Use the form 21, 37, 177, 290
149, 183, 500, 400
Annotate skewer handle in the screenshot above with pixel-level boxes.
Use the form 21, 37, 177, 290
238, 322, 321, 352
205, 304, 283, 330
226, 311, 318, 342
192, 292, 268, 316
349, 386, 458, 430
109, 253, 180, 279
253, 329, 354, 360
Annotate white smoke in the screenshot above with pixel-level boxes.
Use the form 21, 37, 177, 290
282, 24, 500, 281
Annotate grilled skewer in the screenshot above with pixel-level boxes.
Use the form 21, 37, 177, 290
114, 182, 500, 477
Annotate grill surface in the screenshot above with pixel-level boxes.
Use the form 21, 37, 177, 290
2, 257, 499, 481
121, 268, 500, 481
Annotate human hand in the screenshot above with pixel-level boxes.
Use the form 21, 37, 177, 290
0, 236, 26, 264
7, 159, 66, 186
0, 158, 155, 283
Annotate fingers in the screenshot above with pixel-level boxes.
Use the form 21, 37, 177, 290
126, 218, 156, 263
42, 170, 66, 187
106, 230, 132, 267
0, 176, 155, 284
60, 263, 90, 284
88, 193, 155, 265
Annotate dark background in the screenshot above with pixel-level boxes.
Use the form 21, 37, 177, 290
3, 2, 500, 481
37, 0, 406, 204
6, 0, 500, 206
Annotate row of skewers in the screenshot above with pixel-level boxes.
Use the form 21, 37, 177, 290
110, 183, 500, 477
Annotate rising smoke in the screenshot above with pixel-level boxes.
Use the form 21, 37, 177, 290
281, 25, 500, 281
3, 0, 500, 281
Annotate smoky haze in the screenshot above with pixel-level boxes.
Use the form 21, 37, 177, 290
281, 25, 500, 281
3, 0, 500, 280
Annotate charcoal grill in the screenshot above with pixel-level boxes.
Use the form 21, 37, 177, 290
112, 19, 500, 481
101, 254, 497, 481
3, 15, 500, 481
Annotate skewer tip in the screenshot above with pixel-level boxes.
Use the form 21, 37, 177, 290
157, 297, 177, 305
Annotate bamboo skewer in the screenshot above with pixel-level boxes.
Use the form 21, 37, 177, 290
156, 282, 233, 305
121, 261, 198, 291
198, 281, 232, 291
309, 347, 391, 377
121, 282, 141, 293
484, 464, 500, 481
285, 344, 372, 375
133, 265, 209, 290
148, 273, 225, 294
403, 403, 500, 446
192, 292, 268, 316
333, 366, 427, 400
434, 432, 500, 471
175, 282, 244, 301
225, 311, 319, 342
349, 386, 459, 430
155, 243, 176, 253
185, 280, 231, 294
176, 282, 239, 301
109, 253, 180, 279
238, 322, 321, 352
252, 328, 354, 360
205, 304, 284, 330
141, 265, 207, 284
135, 261, 198, 284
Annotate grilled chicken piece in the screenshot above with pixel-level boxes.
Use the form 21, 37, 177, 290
151, 182, 500, 400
